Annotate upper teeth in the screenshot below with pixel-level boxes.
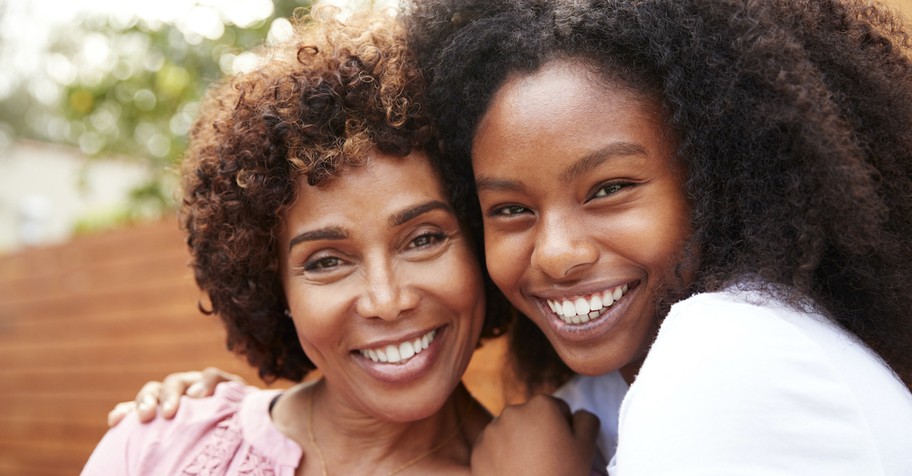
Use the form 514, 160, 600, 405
546, 284, 629, 324
359, 329, 437, 364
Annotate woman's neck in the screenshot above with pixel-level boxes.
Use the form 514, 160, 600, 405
271, 379, 489, 475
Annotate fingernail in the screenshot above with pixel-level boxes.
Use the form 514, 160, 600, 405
162, 400, 174, 413
187, 382, 205, 397
139, 395, 155, 412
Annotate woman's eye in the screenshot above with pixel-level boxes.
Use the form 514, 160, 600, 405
304, 256, 343, 272
409, 232, 446, 249
591, 182, 630, 199
491, 205, 530, 217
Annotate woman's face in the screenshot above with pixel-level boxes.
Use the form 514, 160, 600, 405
279, 150, 486, 421
472, 60, 692, 378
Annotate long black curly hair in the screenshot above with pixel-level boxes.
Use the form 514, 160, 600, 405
404, 0, 912, 391
180, 6, 509, 383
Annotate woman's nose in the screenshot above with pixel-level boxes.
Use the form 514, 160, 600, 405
355, 259, 419, 320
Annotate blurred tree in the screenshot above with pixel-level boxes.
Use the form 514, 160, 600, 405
0, 0, 314, 230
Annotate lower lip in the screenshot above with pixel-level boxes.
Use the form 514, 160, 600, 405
540, 283, 639, 344
353, 326, 447, 385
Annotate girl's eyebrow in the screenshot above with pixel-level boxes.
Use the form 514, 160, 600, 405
288, 227, 349, 251
561, 142, 647, 182
389, 200, 453, 226
474, 177, 526, 193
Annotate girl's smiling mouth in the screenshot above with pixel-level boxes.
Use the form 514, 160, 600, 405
545, 283, 632, 325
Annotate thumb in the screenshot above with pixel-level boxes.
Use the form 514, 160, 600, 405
571, 409, 600, 456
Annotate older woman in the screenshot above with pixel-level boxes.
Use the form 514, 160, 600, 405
82, 5, 514, 475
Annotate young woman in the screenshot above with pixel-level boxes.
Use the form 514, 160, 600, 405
82, 6, 517, 475
407, 0, 912, 473
113, 0, 912, 474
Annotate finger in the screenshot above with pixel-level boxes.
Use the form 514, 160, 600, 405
199, 367, 246, 392
571, 409, 601, 455
159, 371, 201, 418
134, 381, 163, 422
107, 401, 136, 427
548, 395, 574, 421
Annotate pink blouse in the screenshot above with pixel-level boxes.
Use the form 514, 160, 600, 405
82, 382, 302, 475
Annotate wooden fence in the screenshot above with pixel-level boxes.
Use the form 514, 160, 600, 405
0, 218, 519, 475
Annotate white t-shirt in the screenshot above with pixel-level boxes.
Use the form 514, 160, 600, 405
554, 371, 629, 468
609, 286, 912, 475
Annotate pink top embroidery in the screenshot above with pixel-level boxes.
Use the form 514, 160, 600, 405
82, 382, 302, 475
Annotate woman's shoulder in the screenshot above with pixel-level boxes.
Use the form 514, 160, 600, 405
82, 382, 298, 475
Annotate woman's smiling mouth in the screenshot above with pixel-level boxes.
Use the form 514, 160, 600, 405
357, 328, 439, 364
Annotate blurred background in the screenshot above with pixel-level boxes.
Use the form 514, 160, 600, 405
0, 0, 909, 474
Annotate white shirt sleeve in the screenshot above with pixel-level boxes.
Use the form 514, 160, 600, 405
610, 293, 884, 475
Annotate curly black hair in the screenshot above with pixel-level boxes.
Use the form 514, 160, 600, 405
405, 0, 912, 391
180, 6, 509, 383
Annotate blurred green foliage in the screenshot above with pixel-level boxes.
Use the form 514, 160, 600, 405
0, 0, 314, 230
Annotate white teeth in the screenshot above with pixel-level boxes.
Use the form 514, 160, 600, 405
386, 345, 401, 363
574, 298, 589, 316
589, 294, 602, 310
545, 284, 631, 325
359, 329, 437, 364
399, 341, 415, 360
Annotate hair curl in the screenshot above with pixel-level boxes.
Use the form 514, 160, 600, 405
181, 5, 508, 383
405, 0, 912, 391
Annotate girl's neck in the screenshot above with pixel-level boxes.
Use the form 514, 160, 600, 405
271, 379, 489, 475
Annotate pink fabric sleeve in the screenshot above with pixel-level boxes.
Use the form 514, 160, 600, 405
81, 382, 253, 475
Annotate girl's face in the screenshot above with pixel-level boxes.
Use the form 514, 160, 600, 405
279, 150, 486, 421
472, 60, 692, 378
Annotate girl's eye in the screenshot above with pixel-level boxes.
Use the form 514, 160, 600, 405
304, 256, 343, 272
491, 205, 530, 217
409, 232, 446, 249
590, 182, 631, 200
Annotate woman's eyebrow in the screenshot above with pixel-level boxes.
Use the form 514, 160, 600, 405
389, 200, 453, 226
561, 142, 647, 182
288, 227, 349, 251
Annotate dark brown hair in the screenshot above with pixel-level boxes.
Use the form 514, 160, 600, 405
406, 0, 912, 391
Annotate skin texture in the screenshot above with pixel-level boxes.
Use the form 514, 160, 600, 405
473, 60, 692, 380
